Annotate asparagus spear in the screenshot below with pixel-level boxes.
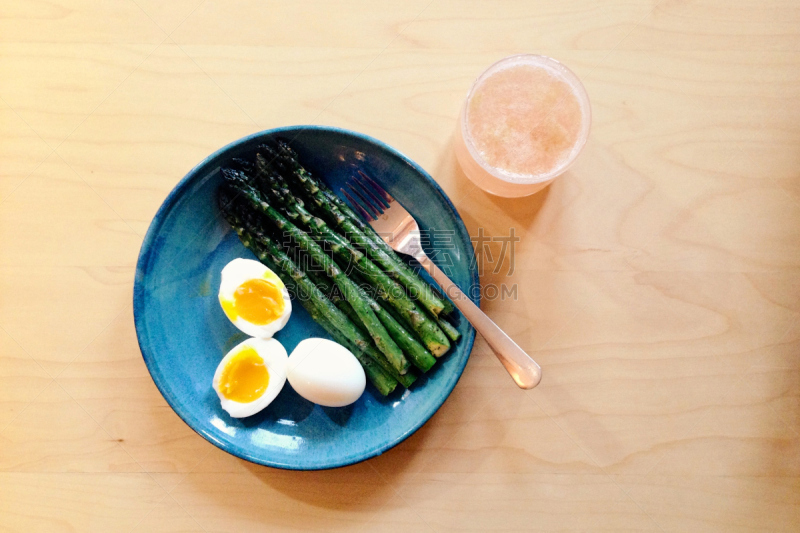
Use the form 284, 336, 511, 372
229, 203, 418, 389
304, 269, 365, 333
298, 270, 425, 381
261, 146, 459, 329
305, 262, 436, 373
336, 240, 453, 356
318, 187, 456, 315
264, 175, 450, 358
254, 248, 398, 397
220, 195, 416, 389
265, 142, 455, 317
255, 253, 396, 396
434, 313, 461, 342
222, 170, 410, 376
306, 271, 436, 372
248, 162, 451, 357
320, 186, 457, 317
219, 209, 396, 395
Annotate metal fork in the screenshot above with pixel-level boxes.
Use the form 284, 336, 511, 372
343, 172, 542, 389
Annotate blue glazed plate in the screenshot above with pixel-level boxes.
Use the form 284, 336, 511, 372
134, 126, 478, 470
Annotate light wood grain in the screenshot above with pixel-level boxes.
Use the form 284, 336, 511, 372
1, 0, 798, 531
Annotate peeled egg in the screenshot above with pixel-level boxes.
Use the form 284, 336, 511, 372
287, 338, 366, 407
219, 258, 291, 339
212, 337, 288, 418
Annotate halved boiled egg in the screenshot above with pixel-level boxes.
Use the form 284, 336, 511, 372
212, 337, 288, 418
219, 258, 291, 338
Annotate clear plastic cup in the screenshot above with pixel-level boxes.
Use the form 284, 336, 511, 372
454, 54, 591, 198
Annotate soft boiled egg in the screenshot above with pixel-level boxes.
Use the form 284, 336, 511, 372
219, 258, 291, 339
212, 337, 288, 418
287, 338, 366, 407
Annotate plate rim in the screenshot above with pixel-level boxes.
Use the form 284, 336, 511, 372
133, 125, 479, 470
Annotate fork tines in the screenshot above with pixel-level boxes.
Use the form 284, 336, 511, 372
341, 171, 394, 222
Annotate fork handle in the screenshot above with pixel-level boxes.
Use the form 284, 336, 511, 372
415, 256, 542, 389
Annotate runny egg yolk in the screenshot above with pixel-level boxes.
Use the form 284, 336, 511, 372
218, 347, 270, 403
228, 278, 284, 325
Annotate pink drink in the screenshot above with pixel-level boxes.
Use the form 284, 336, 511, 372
455, 55, 591, 197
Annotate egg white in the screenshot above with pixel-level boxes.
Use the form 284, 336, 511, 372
212, 337, 288, 418
218, 258, 292, 339
287, 338, 366, 407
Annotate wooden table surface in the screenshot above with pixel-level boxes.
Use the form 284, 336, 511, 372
1, 1, 799, 531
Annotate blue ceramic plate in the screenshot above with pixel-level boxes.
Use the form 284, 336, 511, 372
134, 126, 478, 470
